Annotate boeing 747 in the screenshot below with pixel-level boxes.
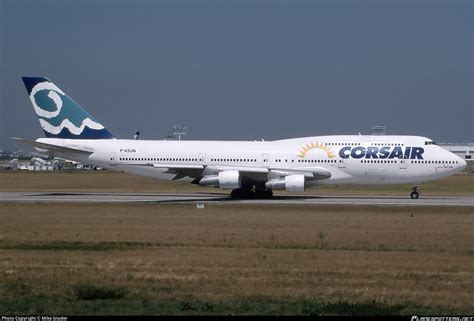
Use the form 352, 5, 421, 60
14, 77, 467, 199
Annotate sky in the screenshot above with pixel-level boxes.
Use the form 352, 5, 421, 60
0, 0, 472, 151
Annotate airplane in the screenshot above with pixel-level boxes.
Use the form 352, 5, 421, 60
14, 77, 467, 199
0, 158, 18, 170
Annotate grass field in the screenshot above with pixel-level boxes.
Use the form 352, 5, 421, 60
0, 171, 473, 315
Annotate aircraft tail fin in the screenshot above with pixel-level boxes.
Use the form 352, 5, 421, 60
21, 77, 116, 139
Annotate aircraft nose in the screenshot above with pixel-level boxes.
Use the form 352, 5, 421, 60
459, 157, 467, 170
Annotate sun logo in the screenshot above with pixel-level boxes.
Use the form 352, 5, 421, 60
297, 142, 336, 159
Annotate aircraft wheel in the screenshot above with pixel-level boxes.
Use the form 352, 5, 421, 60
230, 189, 242, 199
254, 187, 273, 199
410, 191, 419, 199
230, 188, 254, 199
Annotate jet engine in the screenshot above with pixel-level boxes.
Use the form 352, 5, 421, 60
265, 174, 305, 192
199, 170, 241, 189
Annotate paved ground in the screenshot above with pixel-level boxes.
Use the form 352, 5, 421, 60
0, 191, 472, 207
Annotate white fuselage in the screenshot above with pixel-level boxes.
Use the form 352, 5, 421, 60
37, 135, 466, 189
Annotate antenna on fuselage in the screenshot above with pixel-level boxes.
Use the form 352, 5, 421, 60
133, 131, 140, 140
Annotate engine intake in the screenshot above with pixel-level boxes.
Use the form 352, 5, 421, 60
265, 174, 305, 192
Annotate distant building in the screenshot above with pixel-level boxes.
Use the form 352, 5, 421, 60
439, 143, 473, 161
0, 149, 12, 159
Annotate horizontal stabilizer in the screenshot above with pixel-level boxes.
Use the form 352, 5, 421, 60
12, 137, 94, 155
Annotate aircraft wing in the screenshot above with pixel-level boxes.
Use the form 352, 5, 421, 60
141, 163, 202, 180
133, 163, 331, 182
137, 163, 269, 181
11, 137, 94, 155
269, 167, 332, 180
152, 164, 205, 170
214, 166, 269, 182
214, 166, 269, 174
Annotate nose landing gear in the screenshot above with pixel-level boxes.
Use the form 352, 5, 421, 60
410, 186, 420, 199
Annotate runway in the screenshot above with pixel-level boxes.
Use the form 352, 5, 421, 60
0, 191, 473, 207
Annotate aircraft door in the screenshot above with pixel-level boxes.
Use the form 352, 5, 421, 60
338, 158, 346, 168
109, 152, 117, 166
399, 159, 407, 169
199, 153, 206, 164
262, 154, 270, 168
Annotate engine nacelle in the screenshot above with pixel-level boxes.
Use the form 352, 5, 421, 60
265, 174, 305, 192
199, 170, 241, 189
218, 170, 241, 189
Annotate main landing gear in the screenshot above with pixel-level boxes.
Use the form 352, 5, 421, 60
230, 188, 273, 199
410, 186, 420, 199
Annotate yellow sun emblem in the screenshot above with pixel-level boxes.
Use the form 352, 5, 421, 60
297, 141, 336, 159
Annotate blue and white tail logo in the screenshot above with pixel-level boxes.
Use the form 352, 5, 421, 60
22, 77, 116, 139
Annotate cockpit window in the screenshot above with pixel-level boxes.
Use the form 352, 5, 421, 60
425, 141, 437, 145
